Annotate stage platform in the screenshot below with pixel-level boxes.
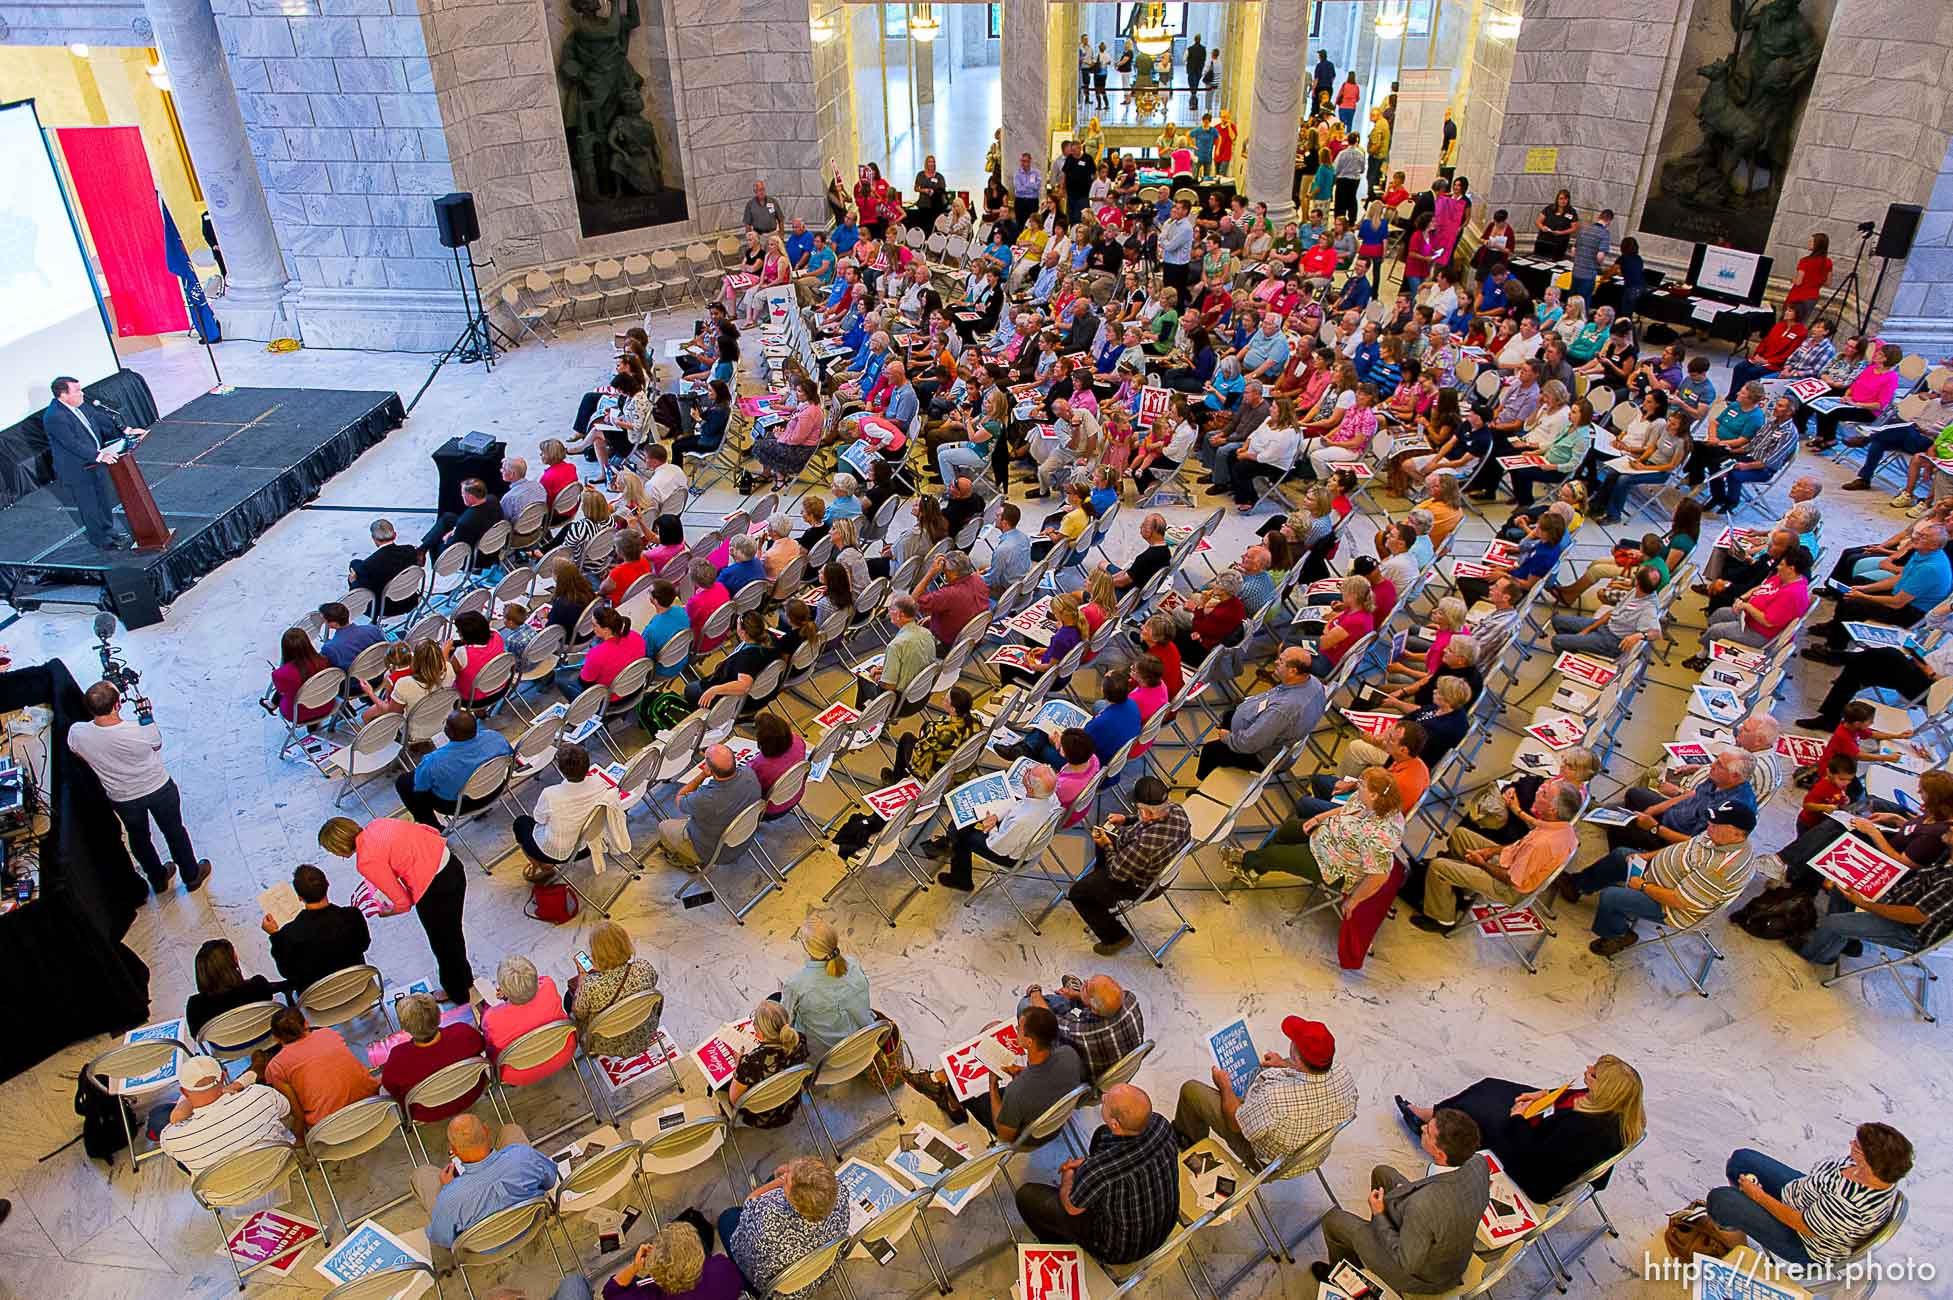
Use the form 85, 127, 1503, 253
0, 387, 405, 609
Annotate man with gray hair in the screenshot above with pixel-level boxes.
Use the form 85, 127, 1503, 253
1111, 514, 1173, 593
742, 178, 782, 234
1198, 379, 1269, 473
939, 763, 1060, 890
349, 516, 419, 615
913, 549, 990, 650
1023, 973, 1146, 1078
1014, 1083, 1179, 1264
1810, 521, 1949, 658
860, 592, 936, 712
1590, 747, 1756, 855
498, 455, 544, 522
657, 743, 762, 865
718, 532, 765, 597
1196, 646, 1328, 778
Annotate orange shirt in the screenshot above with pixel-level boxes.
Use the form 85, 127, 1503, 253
265, 1027, 380, 1124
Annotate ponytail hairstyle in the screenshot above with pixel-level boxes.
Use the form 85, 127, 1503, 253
752, 998, 801, 1054
799, 918, 848, 978
1360, 765, 1403, 817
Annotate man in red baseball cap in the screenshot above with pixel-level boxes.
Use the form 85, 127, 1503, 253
1172, 1015, 1359, 1169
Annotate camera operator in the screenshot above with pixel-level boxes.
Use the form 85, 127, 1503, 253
67, 680, 210, 897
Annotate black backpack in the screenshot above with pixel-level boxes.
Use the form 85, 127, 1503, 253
1732, 883, 1818, 943
73, 1072, 137, 1163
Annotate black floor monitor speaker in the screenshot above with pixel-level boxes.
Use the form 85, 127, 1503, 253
1877, 203, 1922, 260
433, 192, 480, 249
104, 567, 163, 630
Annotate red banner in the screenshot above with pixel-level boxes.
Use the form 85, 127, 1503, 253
55, 126, 188, 338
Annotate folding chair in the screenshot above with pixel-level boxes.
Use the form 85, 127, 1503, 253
327, 710, 404, 813
803, 1019, 903, 1157
1108, 856, 1197, 966
277, 668, 347, 758
1750, 1191, 1908, 1299
580, 989, 683, 1122
1822, 930, 1953, 1023
1632, 901, 1735, 997
305, 1094, 418, 1233
822, 781, 935, 926
1182, 1156, 1290, 1296
430, 754, 515, 874
450, 1196, 569, 1299
323, 1262, 440, 1300
719, 1062, 819, 1187
401, 1056, 505, 1162
524, 269, 569, 333
842, 1182, 946, 1292
1525, 1137, 1641, 1293
491, 1020, 601, 1144
84, 1036, 196, 1169
555, 801, 640, 918
672, 799, 775, 923
297, 963, 389, 1038
191, 1145, 329, 1289
502, 281, 549, 345
965, 810, 1070, 936
198, 1000, 283, 1061
758, 1233, 848, 1298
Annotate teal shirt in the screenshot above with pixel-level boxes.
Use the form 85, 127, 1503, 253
780, 958, 874, 1059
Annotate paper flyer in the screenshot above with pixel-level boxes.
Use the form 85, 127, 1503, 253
592, 1028, 683, 1090
886, 1123, 983, 1213
1028, 698, 1094, 734
690, 1018, 758, 1090
1810, 833, 1912, 901
1340, 709, 1400, 739
1692, 685, 1746, 725
1018, 1244, 1090, 1300
1206, 1019, 1260, 1099
837, 1157, 910, 1238
1553, 652, 1618, 688
1709, 641, 1768, 673
1471, 904, 1545, 936
988, 644, 1046, 670
1496, 454, 1549, 469
314, 1220, 433, 1297
1451, 559, 1499, 580
1693, 1252, 1811, 1300
813, 702, 861, 730
1712, 525, 1770, 550
1785, 376, 1830, 402
257, 883, 304, 928
113, 1018, 189, 1094
225, 1209, 323, 1278
1844, 622, 1909, 649
1181, 1140, 1245, 1215
863, 778, 924, 818
1776, 734, 1827, 766
1476, 1151, 1540, 1247
1481, 539, 1521, 566
1662, 741, 1714, 767
1524, 715, 1589, 750
850, 653, 887, 679
1581, 806, 1639, 828
940, 1019, 1026, 1102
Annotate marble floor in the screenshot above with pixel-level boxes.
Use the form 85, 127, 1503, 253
0, 307, 1947, 1300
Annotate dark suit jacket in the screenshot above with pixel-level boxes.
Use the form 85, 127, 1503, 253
44, 398, 120, 481
451, 502, 502, 551
352, 542, 421, 609
267, 903, 373, 992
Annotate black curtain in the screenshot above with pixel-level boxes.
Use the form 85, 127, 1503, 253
0, 369, 160, 507
0, 660, 151, 1082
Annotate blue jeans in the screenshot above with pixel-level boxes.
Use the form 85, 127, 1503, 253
1509, 464, 1565, 505
1564, 848, 1633, 896
939, 441, 987, 485
1569, 276, 1595, 305
717, 1207, 753, 1287
1799, 895, 1922, 965
1859, 427, 1931, 483
1712, 464, 1775, 511
1598, 467, 1667, 520
1706, 1150, 1814, 1266
1549, 612, 1623, 658
1337, 107, 1356, 129
1729, 359, 1776, 392
1593, 885, 1665, 938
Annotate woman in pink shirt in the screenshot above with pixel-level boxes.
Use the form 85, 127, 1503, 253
751, 713, 808, 817
1129, 656, 1170, 756
319, 815, 472, 1005
1311, 574, 1377, 677
684, 556, 732, 653
1811, 342, 1905, 448
644, 513, 688, 574
755, 378, 825, 489
1052, 729, 1103, 827
578, 606, 646, 699
448, 611, 507, 704
269, 628, 337, 724
1689, 549, 1812, 668
479, 955, 576, 1085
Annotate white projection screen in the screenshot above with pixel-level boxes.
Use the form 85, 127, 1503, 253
0, 99, 120, 428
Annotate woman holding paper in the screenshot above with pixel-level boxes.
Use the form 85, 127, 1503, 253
1393, 1055, 1646, 1202
728, 1001, 810, 1128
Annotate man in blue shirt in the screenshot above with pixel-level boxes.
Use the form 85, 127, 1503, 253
1579, 748, 1757, 856
317, 602, 384, 672
1001, 674, 1144, 775
784, 218, 814, 270
985, 502, 1032, 596
1336, 261, 1375, 313
1351, 321, 1383, 385
416, 1114, 558, 1261
795, 231, 835, 306
1473, 264, 1510, 320
1810, 522, 1950, 657
644, 581, 691, 677
1238, 316, 1291, 383
396, 710, 513, 826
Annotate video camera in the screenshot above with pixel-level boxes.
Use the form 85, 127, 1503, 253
93, 612, 155, 726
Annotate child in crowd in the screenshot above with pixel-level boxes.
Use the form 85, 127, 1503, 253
1798, 752, 1860, 833
499, 603, 537, 661
1796, 701, 1912, 789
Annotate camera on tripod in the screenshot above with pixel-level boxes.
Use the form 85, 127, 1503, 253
93, 612, 154, 726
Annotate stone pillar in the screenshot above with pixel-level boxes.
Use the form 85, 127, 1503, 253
1001, 0, 1048, 179
144, 0, 292, 339
1244, 0, 1308, 224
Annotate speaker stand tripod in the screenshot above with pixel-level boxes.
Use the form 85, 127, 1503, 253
407, 242, 516, 412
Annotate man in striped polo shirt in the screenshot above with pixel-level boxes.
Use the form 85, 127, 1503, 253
1587, 804, 1757, 957
158, 1056, 295, 1174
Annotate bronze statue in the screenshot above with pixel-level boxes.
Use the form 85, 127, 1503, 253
606, 87, 664, 196
559, 0, 651, 198
1661, 0, 1820, 205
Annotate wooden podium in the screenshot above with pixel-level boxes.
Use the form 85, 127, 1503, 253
106, 450, 172, 551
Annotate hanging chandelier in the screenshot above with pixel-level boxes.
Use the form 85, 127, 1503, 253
1132, 3, 1172, 58
909, 3, 940, 41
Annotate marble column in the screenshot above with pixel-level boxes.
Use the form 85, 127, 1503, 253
1244, 0, 1308, 225
144, 0, 293, 341
1001, 0, 1049, 181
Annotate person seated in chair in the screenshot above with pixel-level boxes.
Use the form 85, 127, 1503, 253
415, 1113, 558, 1267
158, 1054, 296, 1175
395, 709, 512, 827
1013, 1084, 1180, 1265
904, 1003, 1084, 1140
420, 477, 500, 560
262, 863, 370, 993
1313, 1107, 1489, 1294
1700, 1124, 1911, 1274
1173, 1015, 1357, 1170
260, 1007, 379, 1135
317, 601, 384, 674
1021, 973, 1145, 1080
720, 1156, 849, 1299
381, 993, 489, 1124
1563, 804, 1758, 958
684, 611, 779, 711
349, 519, 419, 615
511, 742, 629, 873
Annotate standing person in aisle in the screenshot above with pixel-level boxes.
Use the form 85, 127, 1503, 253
318, 816, 474, 1005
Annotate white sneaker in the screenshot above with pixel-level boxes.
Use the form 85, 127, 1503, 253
1890, 492, 1918, 510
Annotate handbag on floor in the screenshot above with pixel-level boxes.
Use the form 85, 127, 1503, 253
1663, 1200, 1745, 1260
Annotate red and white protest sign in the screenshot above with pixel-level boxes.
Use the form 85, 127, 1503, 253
1136, 387, 1172, 422
350, 880, 393, 920
864, 779, 924, 819
226, 1210, 323, 1278
1525, 716, 1589, 750
1496, 454, 1549, 469
690, 1018, 757, 1090
1712, 526, 1769, 551
1307, 578, 1345, 595
813, 702, 860, 730
940, 1020, 1027, 1102
1481, 540, 1521, 567
1662, 741, 1713, 767
593, 1028, 682, 1090
1553, 652, 1618, 688
1777, 734, 1827, 766
1811, 834, 1911, 902
1471, 904, 1545, 937
1019, 1244, 1088, 1300
1451, 559, 1499, 580
1341, 709, 1399, 739
1477, 1151, 1540, 1247
989, 644, 1045, 670
1786, 376, 1830, 402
